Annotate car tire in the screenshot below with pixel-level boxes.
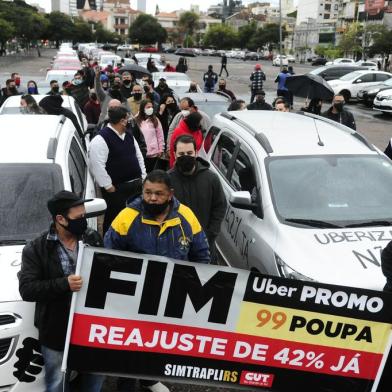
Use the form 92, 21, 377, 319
340, 90, 351, 103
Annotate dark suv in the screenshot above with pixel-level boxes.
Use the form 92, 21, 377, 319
309, 65, 368, 81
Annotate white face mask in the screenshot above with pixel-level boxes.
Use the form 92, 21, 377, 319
145, 107, 154, 116
181, 110, 190, 117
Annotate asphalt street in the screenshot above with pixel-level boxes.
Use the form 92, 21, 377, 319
1, 49, 392, 392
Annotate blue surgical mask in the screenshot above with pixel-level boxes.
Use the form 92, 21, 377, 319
28, 87, 37, 94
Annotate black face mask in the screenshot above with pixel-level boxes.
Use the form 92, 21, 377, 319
9, 87, 17, 94
123, 79, 131, 86
142, 200, 170, 216
333, 102, 344, 112
167, 102, 177, 110
143, 85, 150, 93
133, 92, 142, 100
61, 216, 87, 236
176, 155, 196, 173
52, 86, 60, 93
256, 96, 265, 103
112, 83, 121, 90
218, 85, 225, 90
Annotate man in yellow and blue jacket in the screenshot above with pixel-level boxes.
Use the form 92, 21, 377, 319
104, 170, 210, 392
104, 169, 210, 263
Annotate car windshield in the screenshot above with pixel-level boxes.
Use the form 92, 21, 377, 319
309, 66, 327, 75
267, 155, 392, 227
0, 163, 63, 242
384, 78, 392, 86
340, 71, 364, 81
193, 100, 229, 119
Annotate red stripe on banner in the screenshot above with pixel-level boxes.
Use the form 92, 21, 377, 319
70, 313, 382, 380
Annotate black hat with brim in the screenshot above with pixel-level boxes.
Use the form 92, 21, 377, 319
47, 190, 92, 216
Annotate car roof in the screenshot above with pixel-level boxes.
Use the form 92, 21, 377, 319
180, 93, 230, 102
221, 111, 375, 156
1, 94, 73, 108
0, 115, 70, 163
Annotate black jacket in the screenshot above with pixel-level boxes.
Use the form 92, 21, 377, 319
18, 227, 102, 350
247, 101, 273, 111
322, 107, 356, 130
381, 241, 392, 292
168, 158, 227, 240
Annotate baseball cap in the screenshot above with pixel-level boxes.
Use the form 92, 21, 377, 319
159, 77, 166, 82
47, 190, 92, 216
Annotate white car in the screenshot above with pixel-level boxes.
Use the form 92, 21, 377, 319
199, 110, 392, 290
45, 69, 77, 86
272, 55, 289, 66
0, 94, 88, 133
373, 88, 392, 113
0, 114, 106, 391
152, 72, 200, 95
355, 60, 378, 70
287, 55, 296, 63
328, 70, 392, 102
326, 58, 356, 66
134, 53, 165, 72
99, 54, 122, 68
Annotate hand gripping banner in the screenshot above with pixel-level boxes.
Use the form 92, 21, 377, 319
62, 245, 392, 391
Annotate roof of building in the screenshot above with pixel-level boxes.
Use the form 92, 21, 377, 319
156, 11, 178, 18
80, 10, 110, 22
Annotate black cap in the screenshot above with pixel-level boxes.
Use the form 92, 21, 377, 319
255, 90, 265, 96
159, 77, 166, 81
47, 190, 92, 216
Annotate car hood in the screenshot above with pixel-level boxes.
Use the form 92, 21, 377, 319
376, 88, 392, 98
0, 245, 24, 302
275, 225, 388, 291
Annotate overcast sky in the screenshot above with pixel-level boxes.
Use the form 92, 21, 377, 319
26, 0, 283, 14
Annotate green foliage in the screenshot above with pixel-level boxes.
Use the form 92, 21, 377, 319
315, 44, 342, 59
0, 18, 14, 48
338, 22, 362, 57
73, 18, 94, 43
45, 11, 75, 46
178, 11, 199, 36
203, 24, 238, 49
238, 21, 257, 49
129, 14, 167, 45
368, 25, 392, 57
249, 24, 286, 51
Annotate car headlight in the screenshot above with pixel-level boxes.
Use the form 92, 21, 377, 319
275, 253, 314, 281
385, 95, 392, 100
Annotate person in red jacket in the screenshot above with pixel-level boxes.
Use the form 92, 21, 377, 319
169, 112, 203, 168
163, 62, 176, 72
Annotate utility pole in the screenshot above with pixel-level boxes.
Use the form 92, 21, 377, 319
279, 0, 283, 69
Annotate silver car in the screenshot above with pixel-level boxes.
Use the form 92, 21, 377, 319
200, 110, 392, 290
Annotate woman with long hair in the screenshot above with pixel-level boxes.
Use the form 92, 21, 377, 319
157, 93, 180, 143
26, 80, 39, 95
20, 94, 45, 114
135, 99, 164, 172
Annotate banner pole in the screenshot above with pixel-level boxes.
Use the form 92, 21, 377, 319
61, 241, 85, 373
371, 328, 392, 392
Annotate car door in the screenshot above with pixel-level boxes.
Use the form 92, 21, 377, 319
351, 73, 376, 95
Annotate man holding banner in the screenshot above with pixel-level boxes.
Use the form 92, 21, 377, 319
104, 169, 210, 392
18, 191, 105, 392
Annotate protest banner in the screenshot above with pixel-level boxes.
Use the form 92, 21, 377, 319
62, 245, 392, 391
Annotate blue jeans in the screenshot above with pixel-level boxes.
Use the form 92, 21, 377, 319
41, 345, 104, 392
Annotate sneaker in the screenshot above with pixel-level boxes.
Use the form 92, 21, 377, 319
144, 382, 170, 392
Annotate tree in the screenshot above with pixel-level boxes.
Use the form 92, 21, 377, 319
238, 21, 257, 49
203, 24, 238, 50
249, 24, 285, 51
178, 11, 199, 46
338, 22, 362, 58
0, 18, 14, 56
129, 14, 167, 45
72, 19, 94, 43
45, 11, 75, 48
94, 22, 119, 43
368, 25, 392, 58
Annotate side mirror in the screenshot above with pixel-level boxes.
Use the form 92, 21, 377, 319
229, 191, 257, 211
85, 198, 107, 218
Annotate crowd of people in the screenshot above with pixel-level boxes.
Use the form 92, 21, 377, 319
1, 52, 369, 392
